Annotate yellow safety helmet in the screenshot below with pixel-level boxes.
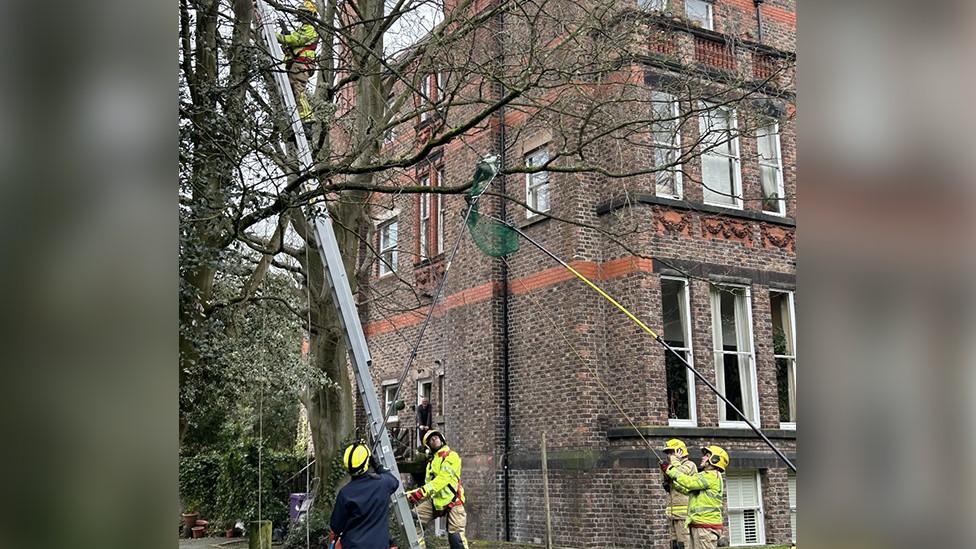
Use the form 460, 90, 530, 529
302, 0, 318, 13
422, 429, 445, 450
343, 443, 370, 476
701, 445, 730, 471
663, 439, 688, 458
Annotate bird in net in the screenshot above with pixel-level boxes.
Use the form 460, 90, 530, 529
464, 155, 520, 258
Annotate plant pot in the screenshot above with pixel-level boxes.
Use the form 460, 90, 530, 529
225, 528, 235, 538
182, 512, 199, 529
191, 526, 206, 539
195, 519, 209, 528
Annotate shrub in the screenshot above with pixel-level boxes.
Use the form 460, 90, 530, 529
180, 440, 305, 530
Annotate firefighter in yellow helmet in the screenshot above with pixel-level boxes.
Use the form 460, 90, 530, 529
659, 439, 698, 549
666, 445, 729, 549
406, 429, 468, 549
276, 0, 319, 120
329, 443, 400, 548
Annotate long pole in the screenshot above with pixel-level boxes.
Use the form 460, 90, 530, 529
542, 432, 553, 549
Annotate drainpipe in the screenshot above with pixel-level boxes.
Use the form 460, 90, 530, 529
494, 5, 512, 543
754, 0, 765, 44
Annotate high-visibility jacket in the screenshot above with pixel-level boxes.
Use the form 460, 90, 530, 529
665, 456, 698, 519
277, 23, 318, 64
421, 445, 465, 510
667, 466, 724, 529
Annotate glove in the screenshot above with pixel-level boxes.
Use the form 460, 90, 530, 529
659, 460, 670, 474
278, 21, 289, 34
369, 453, 383, 472
407, 488, 424, 505
662, 478, 672, 491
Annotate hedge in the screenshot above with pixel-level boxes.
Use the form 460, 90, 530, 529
180, 441, 306, 530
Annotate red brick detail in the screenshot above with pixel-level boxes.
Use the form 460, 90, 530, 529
415, 260, 446, 297
752, 51, 777, 80
653, 208, 693, 237
760, 224, 795, 253
363, 258, 656, 336
600, 257, 654, 279
701, 216, 754, 247
649, 28, 677, 56
694, 35, 736, 72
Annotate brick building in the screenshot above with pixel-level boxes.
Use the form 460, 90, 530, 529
356, 0, 796, 547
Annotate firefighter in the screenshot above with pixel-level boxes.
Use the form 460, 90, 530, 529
659, 439, 698, 549
665, 445, 730, 549
276, 0, 319, 121
328, 442, 400, 549
406, 429, 468, 549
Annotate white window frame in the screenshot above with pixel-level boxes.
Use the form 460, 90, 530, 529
771, 290, 797, 429
661, 276, 697, 427
652, 92, 683, 199
788, 472, 797, 542
685, 0, 714, 30
758, 122, 786, 216
378, 217, 398, 277
383, 383, 400, 423
419, 175, 431, 259
699, 103, 742, 209
417, 379, 432, 405
435, 168, 445, 255
416, 378, 433, 447
420, 74, 432, 122
525, 147, 551, 217
726, 471, 767, 546
437, 372, 446, 418
710, 285, 760, 428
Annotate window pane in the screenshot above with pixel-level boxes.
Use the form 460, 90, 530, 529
770, 292, 792, 354
702, 155, 735, 205
719, 291, 738, 351
758, 127, 778, 163
723, 353, 744, 418
760, 165, 782, 212
776, 357, 796, 422
666, 350, 691, 420
661, 279, 687, 346
685, 0, 711, 28
701, 109, 731, 151
656, 162, 677, 197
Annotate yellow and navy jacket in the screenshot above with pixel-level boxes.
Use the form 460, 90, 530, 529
421, 445, 465, 510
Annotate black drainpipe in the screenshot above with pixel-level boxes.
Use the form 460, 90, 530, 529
494, 5, 512, 542
754, 0, 765, 44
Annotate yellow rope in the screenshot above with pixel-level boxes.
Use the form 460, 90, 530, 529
561, 263, 660, 339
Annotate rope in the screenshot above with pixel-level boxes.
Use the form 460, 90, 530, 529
488, 213, 797, 473
302, 212, 314, 549
259, 390, 264, 523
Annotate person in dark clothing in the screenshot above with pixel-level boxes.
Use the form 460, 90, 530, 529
416, 397, 432, 447
329, 442, 401, 549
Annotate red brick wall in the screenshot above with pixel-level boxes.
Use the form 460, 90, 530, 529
352, 1, 797, 546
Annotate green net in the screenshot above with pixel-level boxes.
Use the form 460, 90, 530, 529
466, 206, 520, 258
465, 156, 520, 258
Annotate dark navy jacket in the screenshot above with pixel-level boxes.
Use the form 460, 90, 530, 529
329, 469, 400, 549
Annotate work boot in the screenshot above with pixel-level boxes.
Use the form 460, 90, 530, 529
448, 532, 467, 549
